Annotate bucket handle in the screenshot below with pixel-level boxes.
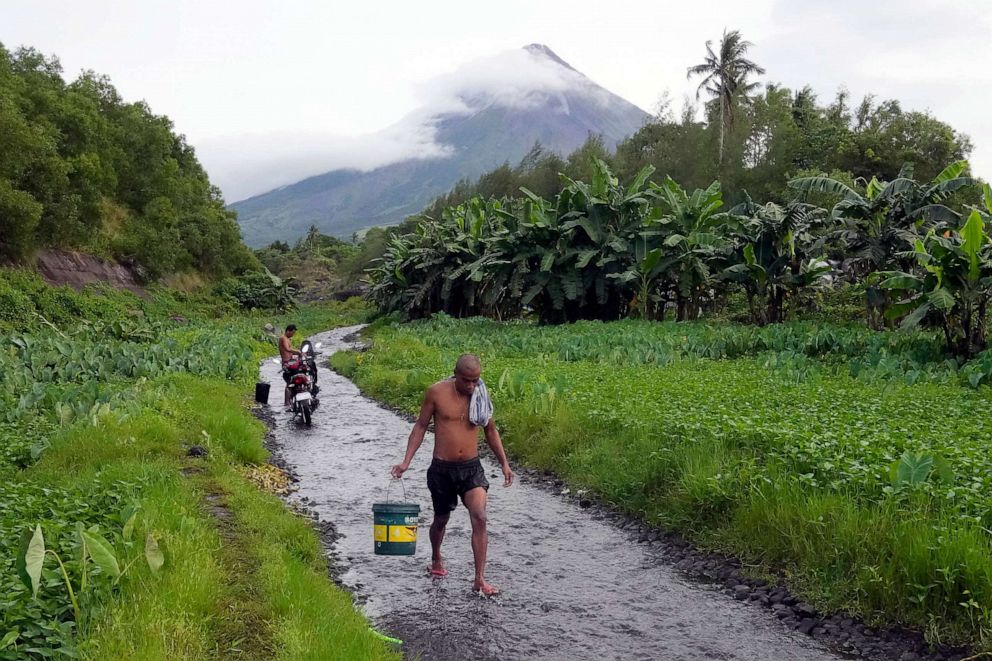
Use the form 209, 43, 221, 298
385, 476, 408, 503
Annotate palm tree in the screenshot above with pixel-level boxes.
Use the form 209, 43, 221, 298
687, 29, 766, 171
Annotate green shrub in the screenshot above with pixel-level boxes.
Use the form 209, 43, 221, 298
0, 280, 35, 328
213, 271, 297, 311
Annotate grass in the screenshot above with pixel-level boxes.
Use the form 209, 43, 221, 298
0, 267, 392, 659
18, 374, 398, 660
335, 315, 992, 650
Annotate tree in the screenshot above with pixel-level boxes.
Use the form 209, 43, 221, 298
649, 176, 733, 320
790, 160, 976, 327
537, 159, 655, 322
879, 199, 992, 359
723, 196, 831, 324
687, 29, 766, 172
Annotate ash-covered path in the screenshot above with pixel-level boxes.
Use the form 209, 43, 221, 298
260, 326, 844, 661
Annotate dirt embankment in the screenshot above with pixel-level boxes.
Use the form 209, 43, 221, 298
34, 249, 146, 296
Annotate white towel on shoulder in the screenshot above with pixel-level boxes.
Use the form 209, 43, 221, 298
469, 378, 493, 427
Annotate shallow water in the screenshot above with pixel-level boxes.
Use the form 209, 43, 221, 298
260, 326, 844, 661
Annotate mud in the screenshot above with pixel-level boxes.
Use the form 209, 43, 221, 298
258, 326, 963, 661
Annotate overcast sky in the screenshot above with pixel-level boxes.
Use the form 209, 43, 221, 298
3, 0, 990, 202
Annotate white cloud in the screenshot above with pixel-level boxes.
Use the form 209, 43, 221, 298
198, 121, 451, 203
4, 0, 990, 202
416, 45, 607, 112
203, 45, 607, 202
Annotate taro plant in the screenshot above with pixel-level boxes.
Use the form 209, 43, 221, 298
16, 511, 166, 627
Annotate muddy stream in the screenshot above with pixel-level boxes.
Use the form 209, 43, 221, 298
260, 326, 847, 661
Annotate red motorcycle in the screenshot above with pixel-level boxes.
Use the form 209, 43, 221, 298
283, 340, 321, 425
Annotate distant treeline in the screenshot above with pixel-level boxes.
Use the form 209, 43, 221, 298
425, 86, 972, 219
0, 44, 257, 279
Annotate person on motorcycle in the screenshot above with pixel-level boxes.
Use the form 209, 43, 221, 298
279, 324, 302, 410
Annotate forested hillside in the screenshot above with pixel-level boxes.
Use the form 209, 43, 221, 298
426, 87, 972, 216
0, 44, 257, 279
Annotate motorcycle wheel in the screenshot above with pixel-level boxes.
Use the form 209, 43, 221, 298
301, 399, 312, 426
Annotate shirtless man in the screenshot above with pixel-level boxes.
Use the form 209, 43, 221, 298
278, 324, 302, 409
390, 354, 514, 596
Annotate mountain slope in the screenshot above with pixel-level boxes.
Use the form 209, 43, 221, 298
233, 45, 649, 246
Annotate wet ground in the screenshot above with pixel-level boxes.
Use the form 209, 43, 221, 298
260, 326, 847, 661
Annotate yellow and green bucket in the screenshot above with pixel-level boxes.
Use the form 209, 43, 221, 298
374, 479, 420, 555
372, 501, 420, 555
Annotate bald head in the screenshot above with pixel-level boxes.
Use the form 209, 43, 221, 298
455, 354, 481, 375
453, 354, 482, 396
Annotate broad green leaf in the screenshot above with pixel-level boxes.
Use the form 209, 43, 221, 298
0, 630, 18, 650
899, 302, 932, 330
122, 507, 138, 542
539, 252, 555, 272
879, 273, 923, 291
890, 451, 934, 486
933, 456, 955, 484
518, 186, 542, 203
575, 250, 598, 268
984, 183, 992, 214
931, 160, 968, 185
591, 158, 610, 198
145, 533, 165, 576
927, 288, 955, 311
864, 176, 885, 200
664, 233, 686, 247
640, 248, 662, 274
16, 524, 45, 598
82, 531, 121, 579
574, 217, 601, 243
520, 282, 544, 306
626, 165, 656, 196
606, 271, 637, 283
961, 210, 986, 280
743, 243, 756, 266
884, 299, 920, 320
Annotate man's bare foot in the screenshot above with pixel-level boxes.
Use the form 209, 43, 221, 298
473, 580, 500, 596
428, 558, 448, 577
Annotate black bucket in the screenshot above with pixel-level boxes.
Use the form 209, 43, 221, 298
254, 382, 271, 404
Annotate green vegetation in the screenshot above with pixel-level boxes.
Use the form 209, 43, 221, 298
254, 225, 367, 302
335, 315, 992, 649
0, 43, 256, 278
0, 272, 389, 659
427, 32, 970, 223
369, 158, 990, 357
357, 35, 992, 649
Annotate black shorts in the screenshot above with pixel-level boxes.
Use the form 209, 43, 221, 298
427, 457, 489, 515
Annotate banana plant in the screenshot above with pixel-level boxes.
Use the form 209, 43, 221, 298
529, 159, 656, 322
790, 161, 976, 328
723, 197, 831, 324
648, 176, 733, 320
878, 205, 992, 358
607, 247, 666, 319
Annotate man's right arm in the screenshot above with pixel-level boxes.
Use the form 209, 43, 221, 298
390, 387, 434, 478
